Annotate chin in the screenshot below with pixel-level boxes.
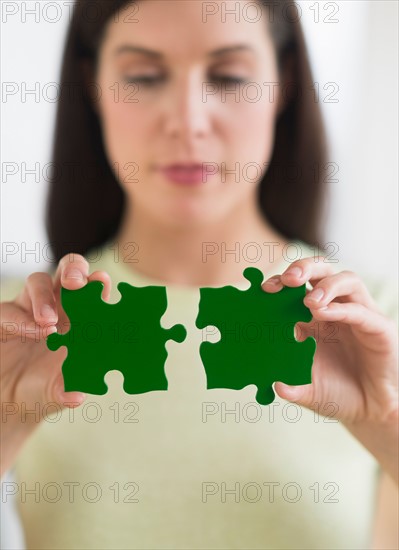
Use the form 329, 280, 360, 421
160, 203, 222, 229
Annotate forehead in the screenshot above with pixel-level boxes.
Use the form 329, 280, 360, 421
101, 0, 271, 60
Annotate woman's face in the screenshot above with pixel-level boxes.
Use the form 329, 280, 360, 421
95, 0, 281, 228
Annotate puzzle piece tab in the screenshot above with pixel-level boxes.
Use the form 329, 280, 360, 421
47, 281, 186, 395
196, 267, 316, 405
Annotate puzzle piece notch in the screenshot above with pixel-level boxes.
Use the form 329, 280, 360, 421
47, 280, 187, 395
196, 267, 316, 405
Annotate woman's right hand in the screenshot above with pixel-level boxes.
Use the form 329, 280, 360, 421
0, 253, 111, 477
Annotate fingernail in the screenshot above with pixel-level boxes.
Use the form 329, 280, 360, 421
286, 267, 302, 277
65, 269, 84, 281
279, 383, 305, 398
266, 277, 281, 286
40, 304, 56, 318
308, 288, 325, 302
61, 393, 86, 406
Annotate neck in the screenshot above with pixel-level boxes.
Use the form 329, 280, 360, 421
115, 196, 290, 287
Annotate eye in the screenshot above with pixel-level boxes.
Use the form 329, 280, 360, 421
124, 75, 165, 86
211, 75, 248, 85
123, 74, 248, 87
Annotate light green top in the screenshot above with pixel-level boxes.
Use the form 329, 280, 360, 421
2, 240, 398, 549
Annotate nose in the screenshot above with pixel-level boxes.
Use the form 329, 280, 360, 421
162, 70, 212, 142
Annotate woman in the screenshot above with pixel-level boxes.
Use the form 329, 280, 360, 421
1, 1, 398, 548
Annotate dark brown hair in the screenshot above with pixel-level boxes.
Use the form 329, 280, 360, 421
46, 0, 329, 262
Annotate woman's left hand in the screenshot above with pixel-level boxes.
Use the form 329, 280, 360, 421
263, 257, 398, 431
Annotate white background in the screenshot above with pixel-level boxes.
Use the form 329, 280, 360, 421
1, 0, 398, 281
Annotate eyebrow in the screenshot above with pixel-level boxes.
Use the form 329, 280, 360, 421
114, 44, 255, 59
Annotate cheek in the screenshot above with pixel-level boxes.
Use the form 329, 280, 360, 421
97, 87, 159, 198
98, 87, 148, 165
222, 95, 278, 176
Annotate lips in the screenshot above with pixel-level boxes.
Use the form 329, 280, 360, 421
158, 164, 208, 185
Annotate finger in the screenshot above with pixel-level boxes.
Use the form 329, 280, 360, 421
275, 303, 398, 408
0, 301, 57, 341
14, 272, 58, 330
262, 275, 283, 293
54, 253, 90, 293
88, 271, 112, 302
45, 371, 87, 409
52, 254, 90, 331
55, 256, 112, 297
52, 255, 112, 333
56, 270, 112, 329
263, 274, 323, 295
304, 270, 379, 311
280, 257, 337, 287
263, 257, 337, 293
274, 381, 315, 410
53, 271, 112, 335
307, 301, 397, 347
24, 272, 59, 328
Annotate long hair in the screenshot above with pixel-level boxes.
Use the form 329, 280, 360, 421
46, 0, 329, 262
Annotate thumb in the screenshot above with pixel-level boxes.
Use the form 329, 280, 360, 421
274, 381, 315, 409
45, 372, 87, 410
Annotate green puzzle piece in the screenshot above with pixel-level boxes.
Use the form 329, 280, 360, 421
47, 281, 187, 395
196, 267, 316, 405
47, 269, 316, 403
